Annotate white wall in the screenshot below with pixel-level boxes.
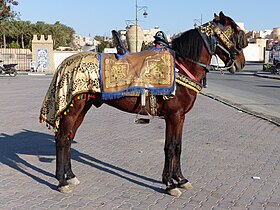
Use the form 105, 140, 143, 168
54, 51, 79, 69
243, 44, 261, 62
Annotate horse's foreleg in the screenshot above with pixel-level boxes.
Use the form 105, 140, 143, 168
171, 115, 193, 190
55, 99, 87, 193
163, 113, 184, 197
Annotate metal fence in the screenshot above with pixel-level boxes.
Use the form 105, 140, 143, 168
0, 48, 32, 71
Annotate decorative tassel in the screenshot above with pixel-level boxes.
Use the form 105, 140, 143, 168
53, 127, 58, 133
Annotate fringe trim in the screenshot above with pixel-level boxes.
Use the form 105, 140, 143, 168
101, 85, 175, 100
39, 93, 96, 140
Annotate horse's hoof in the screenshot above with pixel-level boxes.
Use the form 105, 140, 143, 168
166, 187, 182, 197
67, 177, 80, 185
179, 182, 193, 190
58, 185, 72, 193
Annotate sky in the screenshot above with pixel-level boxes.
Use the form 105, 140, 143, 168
15, 0, 280, 37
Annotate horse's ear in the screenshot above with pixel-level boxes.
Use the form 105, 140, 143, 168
219, 11, 228, 25
214, 13, 219, 21
219, 11, 225, 18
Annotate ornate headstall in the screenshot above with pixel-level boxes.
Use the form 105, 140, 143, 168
196, 22, 217, 55
196, 21, 246, 62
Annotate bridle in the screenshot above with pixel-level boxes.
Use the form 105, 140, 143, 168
185, 21, 247, 72
153, 22, 247, 92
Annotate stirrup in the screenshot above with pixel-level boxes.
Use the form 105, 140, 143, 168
134, 90, 153, 124
134, 107, 153, 124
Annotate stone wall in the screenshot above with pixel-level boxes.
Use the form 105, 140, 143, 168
31, 35, 54, 72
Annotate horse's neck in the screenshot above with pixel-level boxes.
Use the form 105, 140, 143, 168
180, 48, 211, 82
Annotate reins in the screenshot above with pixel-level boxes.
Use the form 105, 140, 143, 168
175, 60, 199, 82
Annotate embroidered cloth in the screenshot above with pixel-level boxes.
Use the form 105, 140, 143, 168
39, 52, 100, 126
101, 48, 175, 100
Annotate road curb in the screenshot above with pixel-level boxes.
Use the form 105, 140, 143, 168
254, 72, 280, 80
200, 92, 280, 127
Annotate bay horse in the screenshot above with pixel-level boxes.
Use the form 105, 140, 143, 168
40, 12, 248, 197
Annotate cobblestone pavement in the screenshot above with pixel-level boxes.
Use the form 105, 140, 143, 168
0, 76, 279, 210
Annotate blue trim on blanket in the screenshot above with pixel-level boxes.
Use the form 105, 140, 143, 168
101, 85, 175, 100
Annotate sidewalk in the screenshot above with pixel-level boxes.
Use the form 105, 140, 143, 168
0, 76, 279, 209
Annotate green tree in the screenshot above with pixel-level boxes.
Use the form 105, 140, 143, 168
0, 19, 13, 47
13, 20, 32, 48
32, 21, 50, 37
49, 22, 75, 49
0, 0, 18, 20
0, 0, 18, 47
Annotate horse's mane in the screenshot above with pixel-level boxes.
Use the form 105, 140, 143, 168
171, 29, 203, 62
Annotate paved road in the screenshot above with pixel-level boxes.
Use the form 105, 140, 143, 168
0, 75, 279, 209
202, 64, 280, 124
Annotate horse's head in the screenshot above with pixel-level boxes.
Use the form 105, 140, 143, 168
212, 11, 248, 73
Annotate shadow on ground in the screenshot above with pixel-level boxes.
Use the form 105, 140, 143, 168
0, 129, 163, 193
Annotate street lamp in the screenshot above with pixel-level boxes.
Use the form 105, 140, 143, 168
194, 14, 203, 28
135, 0, 148, 52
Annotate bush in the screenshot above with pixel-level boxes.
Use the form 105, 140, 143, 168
8, 41, 20, 48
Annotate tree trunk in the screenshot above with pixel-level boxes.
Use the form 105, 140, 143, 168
3, 34, 6, 48
21, 33, 25, 49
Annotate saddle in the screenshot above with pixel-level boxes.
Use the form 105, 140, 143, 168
109, 30, 174, 123
111, 30, 170, 55
112, 30, 127, 55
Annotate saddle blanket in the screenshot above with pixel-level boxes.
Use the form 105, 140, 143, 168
39, 52, 101, 126
100, 47, 175, 100
39, 48, 176, 128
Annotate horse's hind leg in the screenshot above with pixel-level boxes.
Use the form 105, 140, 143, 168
65, 100, 93, 186
55, 98, 88, 193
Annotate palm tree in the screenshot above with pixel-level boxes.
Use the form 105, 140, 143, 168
49, 22, 63, 49
31, 21, 50, 38
0, 19, 13, 48
13, 20, 31, 48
